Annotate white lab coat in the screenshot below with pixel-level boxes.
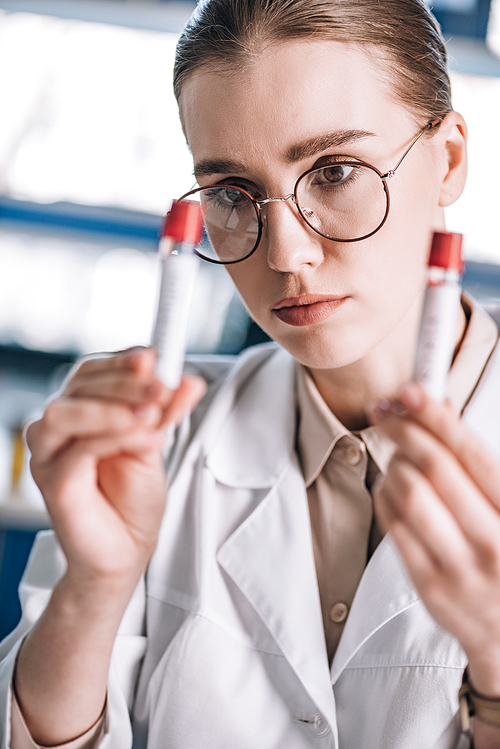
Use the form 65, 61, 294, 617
1, 312, 500, 749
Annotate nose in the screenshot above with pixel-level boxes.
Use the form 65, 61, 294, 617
261, 197, 324, 273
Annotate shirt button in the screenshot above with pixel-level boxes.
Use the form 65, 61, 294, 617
345, 443, 363, 465
329, 602, 349, 623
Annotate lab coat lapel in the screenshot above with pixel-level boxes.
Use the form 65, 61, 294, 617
330, 534, 419, 683
207, 347, 336, 727
204, 344, 298, 488
217, 461, 336, 727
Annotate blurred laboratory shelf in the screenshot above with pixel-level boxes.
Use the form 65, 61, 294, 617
0, 0, 196, 33
0, 502, 50, 641
0, 498, 49, 531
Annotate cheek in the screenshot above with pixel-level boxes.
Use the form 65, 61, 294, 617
365, 165, 440, 295
224, 263, 269, 321
386, 159, 441, 250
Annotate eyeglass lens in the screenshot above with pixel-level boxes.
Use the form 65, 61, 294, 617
197, 186, 260, 263
182, 164, 388, 264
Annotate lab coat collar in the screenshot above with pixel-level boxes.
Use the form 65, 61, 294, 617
204, 344, 298, 488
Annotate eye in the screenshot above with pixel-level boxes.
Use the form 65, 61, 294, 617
206, 179, 262, 203
313, 164, 356, 186
217, 187, 248, 206
203, 186, 250, 211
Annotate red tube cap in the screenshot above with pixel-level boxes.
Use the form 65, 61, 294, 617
162, 200, 203, 245
429, 231, 464, 273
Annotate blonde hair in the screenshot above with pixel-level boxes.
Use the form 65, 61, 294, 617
174, 0, 452, 125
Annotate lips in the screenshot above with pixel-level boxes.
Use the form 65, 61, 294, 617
272, 294, 348, 327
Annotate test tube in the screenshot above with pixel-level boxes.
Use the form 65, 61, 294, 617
414, 231, 464, 402
152, 200, 203, 390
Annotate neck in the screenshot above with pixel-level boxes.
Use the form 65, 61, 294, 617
308, 296, 467, 431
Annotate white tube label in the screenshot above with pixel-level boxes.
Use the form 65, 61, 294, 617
414, 281, 461, 402
152, 252, 199, 390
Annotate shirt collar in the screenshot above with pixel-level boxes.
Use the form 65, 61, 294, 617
296, 366, 394, 487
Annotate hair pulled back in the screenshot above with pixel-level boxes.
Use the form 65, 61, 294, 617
174, 0, 452, 125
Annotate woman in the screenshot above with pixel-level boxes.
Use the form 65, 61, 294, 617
2, 0, 500, 747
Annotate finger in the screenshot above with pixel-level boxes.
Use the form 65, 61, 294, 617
370, 407, 500, 547
159, 375, 207, 428
63, 371, 170, 406
63, 347, 157, 386
26, 398, 163, 466
371, 473, 395, 534
381, 513, 470, 636
31, 425, 167, 494
381, 512, 441, 592
374, 455, 472, 573
396, 382, 500, 510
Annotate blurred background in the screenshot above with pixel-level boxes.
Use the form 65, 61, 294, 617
0, 0, 499, 638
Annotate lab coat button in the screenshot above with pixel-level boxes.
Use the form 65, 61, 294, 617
329, 601, 349, 623
296, 714, 330, 736
311, 714, 330, 736
346, 443, 363, 465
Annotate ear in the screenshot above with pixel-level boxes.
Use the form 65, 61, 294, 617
436, 111, 468, 207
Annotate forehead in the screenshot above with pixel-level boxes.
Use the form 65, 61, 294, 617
180, 40, 414, 174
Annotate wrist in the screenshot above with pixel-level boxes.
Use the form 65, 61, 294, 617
460, 668, 500, 734
54, 570, 140, 628
467, 652, 500, 698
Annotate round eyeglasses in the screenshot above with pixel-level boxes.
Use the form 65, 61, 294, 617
175, 119, 441, 265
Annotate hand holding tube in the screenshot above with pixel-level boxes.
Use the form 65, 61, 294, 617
16, 348, 205, 746
369, 385, 500, 745
15, 200, 206, 745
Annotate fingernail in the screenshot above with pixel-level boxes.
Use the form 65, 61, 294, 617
133, 403, 160, 424
379, 398, 392, 412
397, 382, 423, 410
365, 398, 391, 425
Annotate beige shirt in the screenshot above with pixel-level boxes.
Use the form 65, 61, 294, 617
12, 296, 499, 747
11, 694, 104, 749
296, 295, 499, 663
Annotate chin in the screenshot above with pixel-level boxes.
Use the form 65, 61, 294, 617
269, 325, 369, 370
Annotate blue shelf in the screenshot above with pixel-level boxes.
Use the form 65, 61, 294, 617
0, 529, 38, 640
0, 196, 162, 245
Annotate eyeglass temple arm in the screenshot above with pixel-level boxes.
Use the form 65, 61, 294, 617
381, 118, 443, 179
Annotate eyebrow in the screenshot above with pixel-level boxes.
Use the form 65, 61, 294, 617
285, 129, 375, 162
194, 158, 247, 179
193, 129, 376, 179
